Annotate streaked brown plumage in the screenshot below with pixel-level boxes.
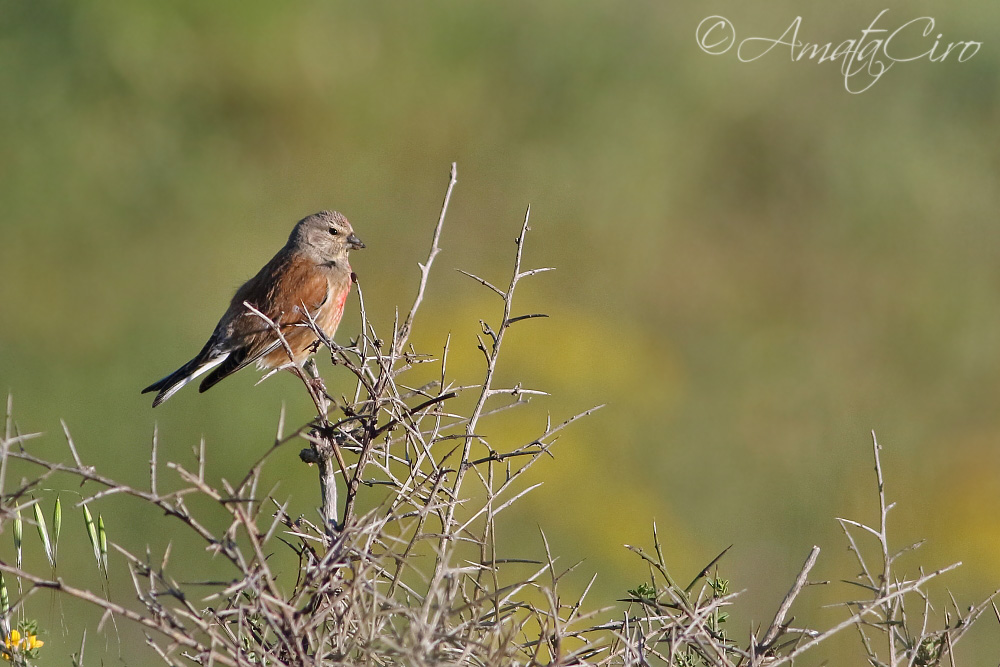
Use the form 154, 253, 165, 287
142, 210, 364, 407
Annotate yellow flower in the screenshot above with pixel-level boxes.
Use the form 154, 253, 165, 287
0, 628, 42, 658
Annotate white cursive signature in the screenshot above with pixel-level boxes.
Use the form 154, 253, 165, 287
696, 10, 983, 94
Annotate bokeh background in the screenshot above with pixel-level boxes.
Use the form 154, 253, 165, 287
2, 0, 999, 662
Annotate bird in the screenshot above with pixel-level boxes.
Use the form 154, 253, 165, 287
142, 210, 364, 407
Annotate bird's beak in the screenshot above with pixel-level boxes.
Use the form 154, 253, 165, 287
347, 234, 365, 250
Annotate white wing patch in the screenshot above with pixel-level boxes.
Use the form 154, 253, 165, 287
156, 353, 230, 404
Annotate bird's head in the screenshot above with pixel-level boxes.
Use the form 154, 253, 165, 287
291, 210, 365, 260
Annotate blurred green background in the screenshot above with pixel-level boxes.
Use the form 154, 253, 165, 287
2, 0, 999, 661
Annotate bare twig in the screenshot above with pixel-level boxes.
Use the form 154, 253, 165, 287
395, 162, 457, 358
756, 545, 821, 656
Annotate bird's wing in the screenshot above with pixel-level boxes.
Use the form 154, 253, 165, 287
197, 257, 332, 392
198, 339, 281, 393
270, 258, 333, 322
230, 254, 332, 335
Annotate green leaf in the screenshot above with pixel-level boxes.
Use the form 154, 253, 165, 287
32, 501, 54, 568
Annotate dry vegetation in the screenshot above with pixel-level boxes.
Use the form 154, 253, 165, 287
0, 166, 994, 666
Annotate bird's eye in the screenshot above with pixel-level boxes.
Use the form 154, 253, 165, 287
329, 227, 339, 235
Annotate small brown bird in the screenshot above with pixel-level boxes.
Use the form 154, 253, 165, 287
142, 210, 364, 407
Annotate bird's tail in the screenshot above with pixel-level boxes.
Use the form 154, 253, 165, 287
142, 351, 229, 407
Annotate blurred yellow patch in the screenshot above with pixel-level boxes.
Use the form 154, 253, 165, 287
425, 300, 682, 407
925, 437, 1000, 580
421, 302, 690, 570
